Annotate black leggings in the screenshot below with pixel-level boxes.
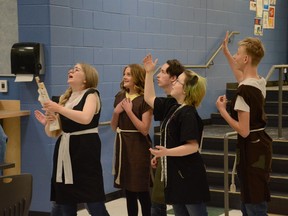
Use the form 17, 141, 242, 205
125, 189, 151, 216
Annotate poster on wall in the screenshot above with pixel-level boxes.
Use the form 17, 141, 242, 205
254, 18, 263, 36
268, 6, 275, 29
263, 10, 269, 29
250, 0, 256, 11
256, 0, 263, 17
252, 0, 276, 35
263, 0, 269, 10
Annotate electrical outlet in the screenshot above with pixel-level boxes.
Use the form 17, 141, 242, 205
0, 80, 8, 93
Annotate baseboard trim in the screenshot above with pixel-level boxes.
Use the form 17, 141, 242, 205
106, 189, 125, 202
29, 190, 125, 216
29, 212, 50, 216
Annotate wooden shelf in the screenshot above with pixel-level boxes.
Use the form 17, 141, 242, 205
0, 110, 30, 119
0, 100, 30, 175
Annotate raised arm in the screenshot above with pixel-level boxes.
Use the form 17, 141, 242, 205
223, 31, 243, 83
143, 54, 158, 108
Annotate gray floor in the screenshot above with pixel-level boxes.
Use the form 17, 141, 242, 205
77, 198, 283, 216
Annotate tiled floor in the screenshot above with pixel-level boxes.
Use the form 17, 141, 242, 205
78, 198, 142, 216
77, 198, 284, 216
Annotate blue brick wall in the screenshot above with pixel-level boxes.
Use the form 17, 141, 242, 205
1, 0, 286, 213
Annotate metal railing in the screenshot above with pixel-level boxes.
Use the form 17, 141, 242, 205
153, 31, 240, 74
223, 131, 237, 216
185, 31, 240, 69
99, 121, 111, 126
265, 64, 288, 139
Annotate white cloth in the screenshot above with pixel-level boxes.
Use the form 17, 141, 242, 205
65, 89, 88, 109
235, 95, 250, 112
56, 127, 99, 184
235, 77, 266, 112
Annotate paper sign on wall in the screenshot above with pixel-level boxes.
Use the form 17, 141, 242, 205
251, 0, 276, 36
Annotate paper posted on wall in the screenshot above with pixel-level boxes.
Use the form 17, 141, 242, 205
254, 18, 263, 36
35, 76, 60, 131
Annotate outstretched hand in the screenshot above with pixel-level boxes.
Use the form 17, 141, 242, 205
34, 110, 58, 126
222, 31, 229, 54
149, 145, 168, 158
34, 110, 47, 126
143, 54, 158, 74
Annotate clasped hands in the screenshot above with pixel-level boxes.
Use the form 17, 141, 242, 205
114, 98, 133, 114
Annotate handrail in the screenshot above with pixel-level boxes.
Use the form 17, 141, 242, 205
99, 121, 111, 126
153, 31, 240, 74
223, 131, 238, 216
185, 31, 240, 69
265, 64, 288, 81
265, 64, 288, 139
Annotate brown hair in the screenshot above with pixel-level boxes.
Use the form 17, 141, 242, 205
120, 64, 146, 95
166, 59, 185, 77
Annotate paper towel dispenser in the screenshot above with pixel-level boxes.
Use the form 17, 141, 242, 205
11, 42, 45, 76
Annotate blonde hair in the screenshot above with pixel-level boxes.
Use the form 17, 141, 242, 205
120, 64, 146, 95
183, 70, 206, 107
238, 37, 265, 66
59, 63, 99, 106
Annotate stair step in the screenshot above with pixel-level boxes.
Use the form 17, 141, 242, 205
209, 186, 288, 198
210, 112, 288, 127
202, 151, 288, 175
265, 101, 288, 115
201, 150, 288, 160
208, 189, 288, 215
206, 167, 288, 179
226, 87, 288, 102
206, 168, 288, 193
159, 124, 288, 142
202, 137, 288, 156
